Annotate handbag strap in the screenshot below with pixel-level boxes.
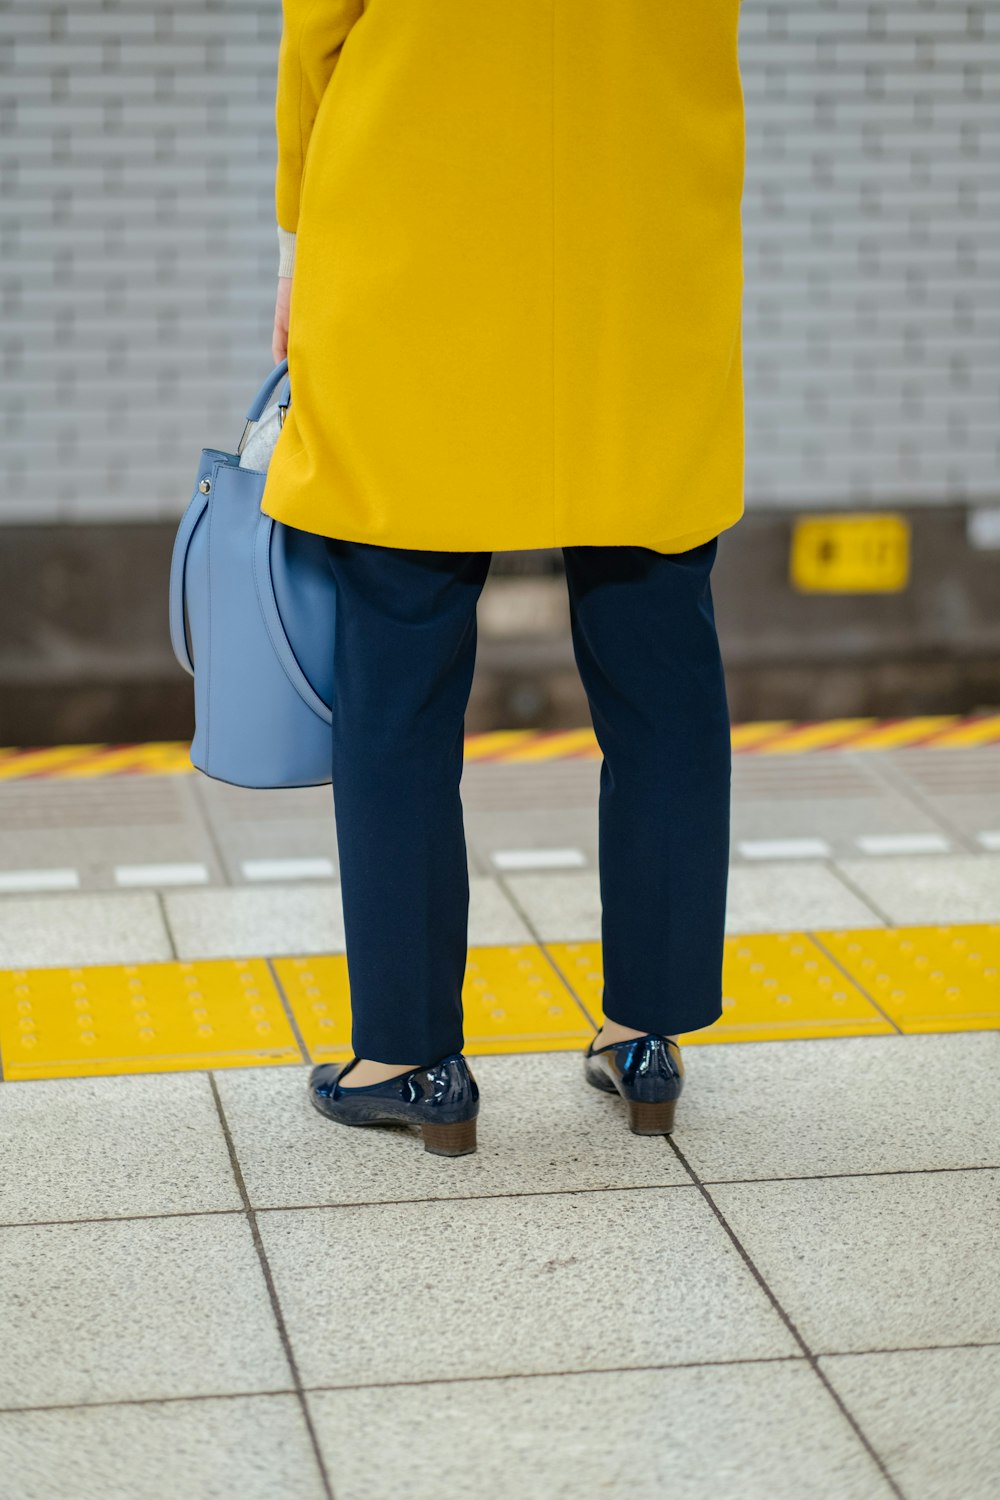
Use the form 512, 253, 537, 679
252, 514, 334, 725
246, 359, 290, 422
168, 485, 209, 678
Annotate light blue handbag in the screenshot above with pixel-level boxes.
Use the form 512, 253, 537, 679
169, 359, 337, 788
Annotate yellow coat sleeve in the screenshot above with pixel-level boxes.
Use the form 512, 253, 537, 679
274, 0, 364, 235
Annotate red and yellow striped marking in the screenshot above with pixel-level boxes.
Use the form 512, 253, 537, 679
0, 715, 999, 780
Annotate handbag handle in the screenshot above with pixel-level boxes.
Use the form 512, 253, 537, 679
239, 361, 292, 456
168, 484, 209, 678
252, 516, 334, 725
246, 359, 290, 422
171, 366, 292, 676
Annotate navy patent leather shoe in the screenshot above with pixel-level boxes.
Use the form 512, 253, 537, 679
583, 1032, 684, 1134
308, 1052, 480, 1156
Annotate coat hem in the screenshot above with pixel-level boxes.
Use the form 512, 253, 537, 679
258, 491, 743, 555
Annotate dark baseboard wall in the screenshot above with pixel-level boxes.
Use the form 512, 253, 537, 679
0, 509, 997, 746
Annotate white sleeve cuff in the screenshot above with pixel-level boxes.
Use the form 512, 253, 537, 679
277, 225, 297, 278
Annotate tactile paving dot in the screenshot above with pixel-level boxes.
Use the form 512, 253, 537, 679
0, 960, 301, 1080
275, 944, 594, 1061
545, 935, 894, 1044
815, 924, 1000, 1033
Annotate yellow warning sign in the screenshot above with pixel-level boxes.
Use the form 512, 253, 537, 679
790, 513, 910, 593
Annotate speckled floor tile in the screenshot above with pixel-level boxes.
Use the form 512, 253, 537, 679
163, 885, 345, 959
820, 1346, 1000, 1500
832, 855, 1000, 925
0, 894, 172, 969
308, 1360, 891, 1500
0, 1072, 241, 1225
162, 878, 529, 958
467, 877, 534, 944
0, 1395, 326, 1500
711, 1170, 1000, 1353
215, 1052, 688, 1210
259, 1190, 797, 1388
501, 871, 603, 941
0, 1215, 290, 1408
676, 1032, 1000, 1182
724, 864, 884, 934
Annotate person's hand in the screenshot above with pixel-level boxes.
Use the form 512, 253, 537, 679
272, 275, 292, 364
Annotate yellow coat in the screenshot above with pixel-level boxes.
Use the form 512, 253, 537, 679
261, 1, 746, 553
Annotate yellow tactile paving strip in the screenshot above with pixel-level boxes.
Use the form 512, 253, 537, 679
0, 925, 997, 1082
274, 945, 595, 1063
0, 960, 301, 1081
1, 715, 1000, 778
547, 937, 897, 1044
815, 925, 1000, 1033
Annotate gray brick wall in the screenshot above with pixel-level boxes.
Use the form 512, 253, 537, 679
1, 0, 997, 525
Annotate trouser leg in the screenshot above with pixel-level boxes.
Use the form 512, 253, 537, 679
562, 537, 732, 1036
323, 538, 492, 1064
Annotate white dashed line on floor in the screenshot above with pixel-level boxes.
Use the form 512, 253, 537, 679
0, 868, 81, 893
737, 838, 833, 860
241, 857, 337, 881
491, 848, 588, 871
854, 833, 952, 856
976, 831, 1000, 851
114, 863, 211, 887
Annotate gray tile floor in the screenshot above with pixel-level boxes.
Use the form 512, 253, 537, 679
2, 746, 998, 1495
2, 1035, 998, 1499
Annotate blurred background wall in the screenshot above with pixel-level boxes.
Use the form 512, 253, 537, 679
1, 0, 998, 742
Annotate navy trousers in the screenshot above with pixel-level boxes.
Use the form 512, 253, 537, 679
322, 535, 732, 1064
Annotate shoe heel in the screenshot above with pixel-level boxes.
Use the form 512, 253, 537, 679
421, 1117, 478, 1157
627, 1098, 677, 1135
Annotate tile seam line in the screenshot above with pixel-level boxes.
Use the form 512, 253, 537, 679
864, 745, 985, 847
186, 771, 231, 886
805, 926, 904, 1033
155, 889, 179, 962
818, 855, 896, 927
667, 1134, 907, 1500
207, 1073, 336, 1500
5, 1341, 1000, 1417
293, 1337, 1000, 1392
0, 1358, 809, 1421
0, 1388, 302, 1418
245, 1164, 998, 1220
470, 870, 602, 1032
3, 1163, 998, 1233
296, 1353, 809, 1397
537, 939, 601, 1029
489, 869, 564, 957
265, 956, 311, 1066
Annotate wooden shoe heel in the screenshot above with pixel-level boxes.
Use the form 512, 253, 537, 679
627, 1098, 677, 1135
421, 1117, 478, 1156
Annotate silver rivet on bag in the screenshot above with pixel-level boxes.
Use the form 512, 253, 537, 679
199, 479, 211, 493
